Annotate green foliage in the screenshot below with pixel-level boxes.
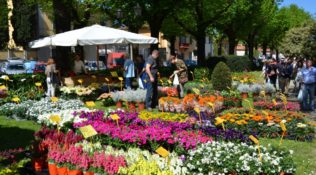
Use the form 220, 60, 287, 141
193, 67, 211, 81
225, 55, 252, 72
0, 0, 8, 49
211, 62, 232, 91
303, 22, 316, 59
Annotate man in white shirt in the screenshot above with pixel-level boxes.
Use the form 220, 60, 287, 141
73, 54, 87, 75
124, 54, 135, 89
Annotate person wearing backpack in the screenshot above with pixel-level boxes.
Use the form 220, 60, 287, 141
45, 58, 58, 97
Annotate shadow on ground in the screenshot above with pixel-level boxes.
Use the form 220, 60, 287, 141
0, 126, 35, 151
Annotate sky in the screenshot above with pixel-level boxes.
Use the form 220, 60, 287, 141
280, 0, 316, 16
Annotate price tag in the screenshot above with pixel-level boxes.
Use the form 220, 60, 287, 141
118, 77, 123, 81
111, 72, 118, 77
249, 135, 259, 145
105, 78, 110, 82
85, 101, 96, 108
51, 97, 58, 103
110, 114, 120, 120
79, 125, 98, 139
155, 146, 169, 158
77, 79, 83, 84
194, 107, 202, 124
215, 117, 224, 125
167, 80, 172, 85
207, 102, 215, 113
92, 75, 97, 79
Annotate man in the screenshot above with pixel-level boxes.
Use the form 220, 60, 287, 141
145, 50, 159, 111
278, 59, 292, 95
123, 54, 135, 89
301, 60, 316, 112
73, 54, 87, 75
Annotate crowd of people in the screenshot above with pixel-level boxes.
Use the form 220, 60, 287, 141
262, 58, 316, 112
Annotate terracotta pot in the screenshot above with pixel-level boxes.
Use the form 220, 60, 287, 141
32, 158, 44, 172
241, 93, 248, 99
83, 172, 94, 175
137, 102, 145, 111
116, 101, 122, 108
68, 169, 83, 175
252, 93, 259, 97
128, 102, 136, 111
48, 163, 58, 175
57, 166, 68, 175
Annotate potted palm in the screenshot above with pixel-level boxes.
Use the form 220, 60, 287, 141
237, 84, 250, 98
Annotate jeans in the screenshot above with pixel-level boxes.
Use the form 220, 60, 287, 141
125, 77, 132, 89
302, 83, 315, 111
145, 75, 158, 109
46, 78, 55, 97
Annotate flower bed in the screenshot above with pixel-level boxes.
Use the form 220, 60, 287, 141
253, 100, 300, 111
218, 108, 315, 141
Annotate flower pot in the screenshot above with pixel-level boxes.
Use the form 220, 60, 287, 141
48, 163, 58, 175
128, 102, 136, 111
252, 93, 259, 97
32, 158, 44, 172
68, 169, 83, 175
116, 101, 122, 108
57, 166, 68, 175
137, 102, 145, 111
83, 172, 94, 175
241, 93, 248, 99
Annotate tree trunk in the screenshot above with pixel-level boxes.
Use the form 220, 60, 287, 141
169, 35, 176, 55
218, 37, 223, 56
247, 34, 255, 60
262, 43, 267, 56
228, 36, 236, 55
276, 49, 279, 61
53, 0, 72, 73
196, 33, 206, 65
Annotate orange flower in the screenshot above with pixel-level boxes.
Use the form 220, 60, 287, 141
252, 115, 263, 121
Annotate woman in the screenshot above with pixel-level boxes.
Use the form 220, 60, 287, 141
169, 54, 188, 98
267, 59, 278, 89
45, 58, 58, 97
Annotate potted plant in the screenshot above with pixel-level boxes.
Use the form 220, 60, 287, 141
250, 84, 262, 97
264, 84, 276, 96
110, 91, 122, 108
123, 90, 136, 111
237, 84, 250, 98
134, 88, 146, 111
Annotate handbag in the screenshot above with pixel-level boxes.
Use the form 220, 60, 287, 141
173, 74, 179, 85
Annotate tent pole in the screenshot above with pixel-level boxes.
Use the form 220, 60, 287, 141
96, 45, 100, 71
129, 44, 133, 60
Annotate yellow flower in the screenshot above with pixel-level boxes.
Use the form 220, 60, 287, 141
12, 97, 20, 103
0, 85, 7, 90
49, 115, 61, 124
77, 79, 83, 84
1, 75, 10, 81
85, 101, 96, 108
35, 82, 42, 87
215, 117, 225, 125
110, 114, 120, 120
51, 97, 58, 102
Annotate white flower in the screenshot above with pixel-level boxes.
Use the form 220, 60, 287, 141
297, 123, 307, 128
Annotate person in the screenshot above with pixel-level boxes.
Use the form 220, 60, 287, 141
123, 54, 135, 89
301, 60, 316, 112
169, 54, 188, 98
266, 59, 278, 89
73, 54, 87, 75
145, 50, 159, 111
45, 58, 58, 97
294, 60, 303, 93
278, 59, 292, 95
261, 59, 269, 83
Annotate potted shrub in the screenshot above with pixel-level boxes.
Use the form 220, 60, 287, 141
135, 88, 146, 111
110, 91, 122, 108
250, 84, 262, 97
264, 84, 276, 96
237, 84, 250, 98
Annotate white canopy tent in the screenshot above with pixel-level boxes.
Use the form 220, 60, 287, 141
29, 24, 158, 48
29, 24, 158, 69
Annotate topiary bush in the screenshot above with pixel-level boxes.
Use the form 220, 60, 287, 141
211, 62, 232, 91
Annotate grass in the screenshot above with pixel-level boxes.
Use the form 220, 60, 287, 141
261, 138, 316, 175
0, 116, 41, 151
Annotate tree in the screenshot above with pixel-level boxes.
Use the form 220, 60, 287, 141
0, 0, 8, 49
174, 0, 233, 65
303, 22, 316, 60
11, 0, 37, 48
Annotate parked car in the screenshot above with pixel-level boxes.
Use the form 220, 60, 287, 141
0, 59, 27, 75
85, 61, 106, 71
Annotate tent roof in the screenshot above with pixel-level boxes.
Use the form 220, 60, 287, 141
29, 24, 158, 48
